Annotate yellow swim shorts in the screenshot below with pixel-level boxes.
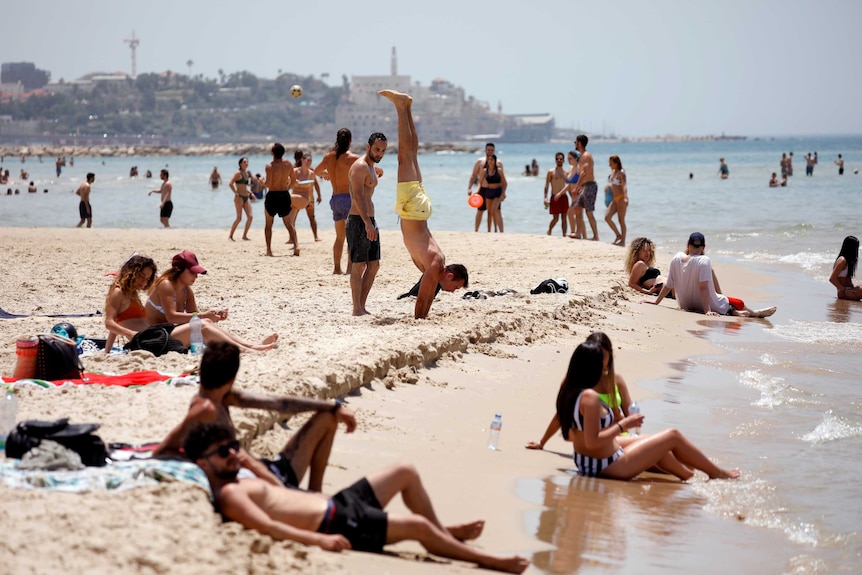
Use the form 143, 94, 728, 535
395, 181, 432, 221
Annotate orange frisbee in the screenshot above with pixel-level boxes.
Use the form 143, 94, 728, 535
468, 194, 483, 208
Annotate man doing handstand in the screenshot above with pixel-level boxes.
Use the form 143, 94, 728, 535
379, 89, 468, 318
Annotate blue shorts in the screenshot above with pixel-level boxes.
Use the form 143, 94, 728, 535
330, 194, 351, 222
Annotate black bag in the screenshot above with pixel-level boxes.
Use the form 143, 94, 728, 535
36, 334, 84, 380
5, 418, 109, 467
124, 323, 188, 356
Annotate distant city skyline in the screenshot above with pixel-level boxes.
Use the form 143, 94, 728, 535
2, 0, 860, 138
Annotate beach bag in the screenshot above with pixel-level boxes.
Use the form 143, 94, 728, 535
125, 323, 188, 356
35, 334, 84, 381
5, 418, 109, 467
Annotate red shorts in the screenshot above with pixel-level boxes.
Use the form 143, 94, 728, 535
549, 193, 569, 215
727, 297, 744, 311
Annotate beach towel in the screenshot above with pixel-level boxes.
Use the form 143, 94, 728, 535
0, 306, 102, 320
0, 458, 211, 494
2, 371, 197, 388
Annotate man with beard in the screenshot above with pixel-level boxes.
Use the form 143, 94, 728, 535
346, 132, 387, 315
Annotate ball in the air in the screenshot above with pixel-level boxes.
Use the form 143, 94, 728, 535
290, 84, 303, 98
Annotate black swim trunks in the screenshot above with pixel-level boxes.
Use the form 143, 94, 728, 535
265, 191, 293, 218
79, 201, 91, 219
160, 200, 174, 218
346, 215, 380, 263
317, 477, 387, 553
260, 455, 299, 488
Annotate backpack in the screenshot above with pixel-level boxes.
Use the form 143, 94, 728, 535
5, 418, 109, 467
36, 334, 84, 381
124, 323, 188, 357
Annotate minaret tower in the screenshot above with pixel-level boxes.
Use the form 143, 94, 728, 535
124, 31, 140, 79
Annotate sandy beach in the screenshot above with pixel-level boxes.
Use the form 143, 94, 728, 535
0, 226, 780, 574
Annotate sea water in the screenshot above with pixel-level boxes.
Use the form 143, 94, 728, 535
2, 135, 862, 572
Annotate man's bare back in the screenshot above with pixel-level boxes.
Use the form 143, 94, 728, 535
315, 151, 358, 195
76, 181, 90, 203
266, 159, 295, 191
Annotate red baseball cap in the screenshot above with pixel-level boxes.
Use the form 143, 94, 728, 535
172, 250, 207, 274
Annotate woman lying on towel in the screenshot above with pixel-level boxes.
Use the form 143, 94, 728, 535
145, 250, 277, 351
104, 255, 276, 355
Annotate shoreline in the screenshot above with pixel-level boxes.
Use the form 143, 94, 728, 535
0, 142, 479, 159
0, 227, 788, 574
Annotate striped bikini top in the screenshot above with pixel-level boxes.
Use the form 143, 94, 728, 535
573, 390, 615, 431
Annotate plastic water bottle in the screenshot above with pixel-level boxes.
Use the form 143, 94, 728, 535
189, 313, 204, 355
0, 388, 19, 450
487, 413, 502, 450
628, 402, 641, 436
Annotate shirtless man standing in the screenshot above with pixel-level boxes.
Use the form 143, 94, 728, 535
155, 342, 355, 492
264, 143, 298, 257
315, 129, 359, 274
75, 172, 94, 228
148, 169, 173, 228
380, 89, 469, 319
346, 133, 387, 316
570, 135, 599, 241
544, 153, 568, 236
186, 421, 529, 573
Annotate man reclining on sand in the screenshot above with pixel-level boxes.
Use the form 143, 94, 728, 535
379, 89, 468, 318
648, 232, 777, 318
154, 341, 355, 492
185, 421, 529, 573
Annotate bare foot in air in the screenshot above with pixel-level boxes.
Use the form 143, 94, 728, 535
709, 468, 741, 480
378, 89, 412, 107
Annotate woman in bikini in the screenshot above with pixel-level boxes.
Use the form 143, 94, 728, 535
228, 157, 253, 241
526, 332, 633, 451
829, 235, 862, 300
144, 250, 278, 352
604, 155, 628, 246
625, 237, 665, 296
555, 341, 739, 481
292, 151, 322, 242
476, 154, 507, 233
556, 151, 582, 239
104, 255, 159, 353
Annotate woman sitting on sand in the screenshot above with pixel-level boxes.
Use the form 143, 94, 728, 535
145, 250, 278, 352
556, 341, 739, 481
526, 332, 633, 451
625, 237, 666, 296
829, 235, 862, 301
228, 157, 254, 241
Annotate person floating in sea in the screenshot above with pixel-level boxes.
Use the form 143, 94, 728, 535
718, 158, 729, 179
379, 89, 469, 319
834, 154, 844, 176
209, 166, 222, 189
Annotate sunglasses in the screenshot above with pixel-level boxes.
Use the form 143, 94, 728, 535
202, 439, 240, 459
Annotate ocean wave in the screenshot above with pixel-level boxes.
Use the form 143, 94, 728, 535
697, 477, 820, 546
767, 320, 862, 348
801, 410, 862, 444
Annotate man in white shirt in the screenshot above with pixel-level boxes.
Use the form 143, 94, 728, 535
649, 232, 776, 318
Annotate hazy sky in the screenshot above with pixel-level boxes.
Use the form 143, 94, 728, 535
2, 0, 859, 137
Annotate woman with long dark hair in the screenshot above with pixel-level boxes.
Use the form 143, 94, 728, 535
829, 235, 862, 300
228, 157, 253, 241
555, 341, 738, 481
